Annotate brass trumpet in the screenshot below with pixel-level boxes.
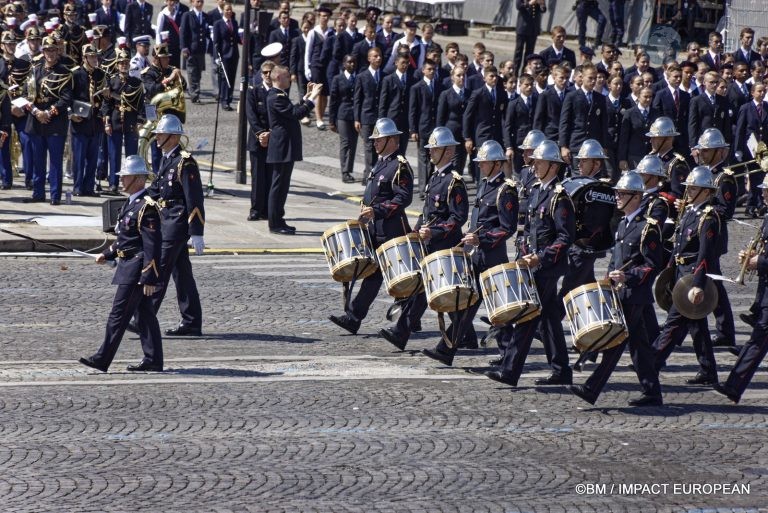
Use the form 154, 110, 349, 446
726, 141, 768, 177
735, 225, 765, 285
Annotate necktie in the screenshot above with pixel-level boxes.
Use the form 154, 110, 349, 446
401, 74, 406, 87
715, 54, 719, 69
350, 73, 355, 86
385, 34, 391, 45
613, 99, 619, 109
374, 70, 379, 84
227, 20, 232, 32
758, 103, 763, 119
586, 92, 592, 105
490, 88, 496, 104
429, 80, 433, 95
459, 89, 464, 101
559, 90, 564, 102
198, 12, 202, 25
673, 89, 679, 111
743, 83, 749, 96
369, 41, 373, 48
284, 28, 288, 39
710, 95, 716, 105
525, 97, 530, 110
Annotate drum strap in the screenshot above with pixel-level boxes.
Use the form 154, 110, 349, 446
573, 327, 625, 368
438, 288, 475, 349
342, 260, 363, 313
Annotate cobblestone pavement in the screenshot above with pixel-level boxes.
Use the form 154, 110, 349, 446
1, 254, 767, 512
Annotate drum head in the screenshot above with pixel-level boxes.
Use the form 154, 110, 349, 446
574, 325, 627, 353
428, 286, 479, 313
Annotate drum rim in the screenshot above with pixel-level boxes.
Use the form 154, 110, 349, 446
563, 280, 613, 302
330, 256, 377, 276
321, 220, 367, 240
490, 307, 540, 326
376, 233, 424, 257
422, 247, 468, 265
479, 261, 530, 281
574, 327, 628, 351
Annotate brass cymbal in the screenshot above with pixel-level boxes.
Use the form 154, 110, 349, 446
671, 274, 718, 320
653, 266, 675, 312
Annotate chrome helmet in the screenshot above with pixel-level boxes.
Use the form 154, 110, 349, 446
645, 116, 679, 138
424, 126, 459, 148
473, 140, 507, 162
519, 129, 547, 150
369, 117, 402, 139
531, 139, 564, 163
152, 113, 184, 135
117, 155, 151, 176
692, 128, 729, 150
576, 138, 607, 159
614, 171, 646, 193
683, 165, 717, 189
635, 154, 666, 177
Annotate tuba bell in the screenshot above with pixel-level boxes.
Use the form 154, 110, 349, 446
150, 75, 186, 123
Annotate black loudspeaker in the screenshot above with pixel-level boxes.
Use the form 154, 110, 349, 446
102, 198, 128, 232
257, 10, 273, 38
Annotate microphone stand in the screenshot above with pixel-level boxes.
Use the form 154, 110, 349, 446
205, 49, 234, 197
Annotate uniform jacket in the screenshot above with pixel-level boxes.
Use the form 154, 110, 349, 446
688, 92, 732, 147
604, 94, 624, 150
95, 6, 122, 39
462, 85, 506, 145
533, 86, 568, 142
503, 93, 537, 150
213, 18, 240, 61
652, 87, 690, 153
333, 29, 363, 67
436, 86, 466, 144
559, 88, 609, 152
245, 80, 270, 152
415, 165, 469, 250
735, 100, 768, 159
523, 179, 575, 277
353, 67, 381, 125
141, 64, 187, 101
618, 105, 658, 164
732, 48, 762, 66
289, 33, 306, 79
266, 88, 313, 163
102, 190, 162, 286
180, 9, 211, 56
378, 70, 410, 132
147, 146, 206, 240
469, 173, 517, 269
670, 202, 721, 288
268, 24, 299, 67
515, 0, 545, 36
329, 71, 355, 125
408, 78, 440, 138
351, 38, 384, 74
70, 65, 106, 136
609, 212, 663, 304
102, 73, 145, 133
362, 153, 414, 243
539, 45, 576, 68
124, 1, 154, 44
712, 167, 737, 255
640, 189, 670, 227
25, 61, 73, 137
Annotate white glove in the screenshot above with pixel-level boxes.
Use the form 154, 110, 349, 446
190, 235, 205, 256
214, 57, 221, 67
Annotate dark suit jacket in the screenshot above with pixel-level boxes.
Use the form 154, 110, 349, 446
352, 38, 384, 73
375, 30, 401, 65
688, 92, 732, 147
618, 106, 658, 164
408, 78, 440, 137
246, 80, 271, 152
539, 45, 576, 68
333, 30, 363, 65
436, 86, 467, 144
727, 81, 751, 123
378, 71, 410, 131
533, 86, 568, 141
701, 52, 722, 73
213, 18, 239, 61
266, 88, 313, 163
329, 72, 356, 125
158, 7, 184, 54
290, 34, 306, 78
558, 89, 609, 152
515, 0, 545, 36
180, 9, 211, 56
124, 1, 154, 44
462, 85, 506, 144
652, 87, 691, 152
604, 95, 625, 150
503, 93, 537, 150
354, 68, 381, 125
95, 6, 121, 39
207, 7, 224, 24
269, 16, 299, 34
732, 48, 762, 66
268, 25, 299, 67
623, 66, 660, 86
735, 100, 768, 159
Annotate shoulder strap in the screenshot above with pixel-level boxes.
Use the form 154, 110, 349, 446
549, 183, 570, 219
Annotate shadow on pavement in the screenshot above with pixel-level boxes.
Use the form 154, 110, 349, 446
168, 368, 283, 378
194, 333, 322, 343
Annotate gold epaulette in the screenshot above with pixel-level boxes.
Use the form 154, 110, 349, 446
722, 167, 734, 175
71, 65, 81, 71
673, 152, 685, 161
497, 178, 519, 208
550, 182, 572, 218
394, 155, 413, 183
448, 171, 465, 193
640, 216, 660, 247
180, 150, 192, 159
32, 54, 43, 62
645, 217, 658, 226
554, 183, 564, 194
140, 66, 151, 75
137, 196, 159, 226
397, 155, 408, 164
276, 91, 287, 96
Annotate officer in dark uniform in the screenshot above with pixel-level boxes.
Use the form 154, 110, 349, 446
716, 175, 768, 403
514, 0, 546, 75
245, 60, 274, 221
484, 139, 575, 387
145, 114, 205, 336
692, 128, 736, 347
653, 166, 721, 387
328, 118, 414, 335
1, 30, 33, 190
575, 0, 607, 50
93, 24, 118, 192
570, 172, 664, 407
141, 43, 186, 176
70, 43, 107, 196
647, 116, 690, 205
514, 129, 547, 258
23, 35, 72, 205
79, 156, 163, 373
378, 127, 469, 352
61, 3, 86, 64
103, 49, 145, 194
422, 139, 516, 366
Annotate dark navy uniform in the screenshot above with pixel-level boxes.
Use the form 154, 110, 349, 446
0, 53, 33, 188
245, 78, 272, 220
639, 186, 670, 342
70, 64, 106, 195
145, 146, 205, 331
386, 164, 469, 348
710, 167, 737, 345
499, 179, 575, 384
656, 150, 689, 206
25, 59, 73, 203
577, 211, 663, 402
102, 72, 144, 190
429, 172, 517, 363
345, 153, 414, 326
515, 164, 537, 258
719, 213, 768, 402
90, 191, 163, 369
653, 202, 721, 381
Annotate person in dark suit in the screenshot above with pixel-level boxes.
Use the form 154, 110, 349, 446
569, 171, 664, 406
290, 16, 310, 100
409, 59, 441, 197
437, 66, 468, 176
732, 27, 761, 67
735, 83, 768, 215
605, 74, 625, 181
207, 0, 226, 94
623, 52, 659, 87
534, 64, 569, 142
374, 13, 401, 66
78, 157, 163, 373
539, 26, 576, 69
378, 53, 411, 155
652, 63, 691, 155
701, 32, 724, 73
688, 71, 733, 150
268, 1, 299, 33
212, 3, 239, 110
329, 54, 358, 184
354, 46, 383, 181
463, 65, 507, 182
268, 10, 298, 67
124, 0, 154, 44
246, 60, 274, 221
514, 0, 545, 75
619, 87, 658, 170
95, 0, 121, 41
503, 73, 537, 172
333, 13, 362, 72
352, 23, 383, 74
156, 0, 185, 68
576, 0, 606, 49
265, 65, 322, 234
321, 17, 344, 87
180, 0, 211, 103
558, 64, 609, 165
728, 61, 752, 126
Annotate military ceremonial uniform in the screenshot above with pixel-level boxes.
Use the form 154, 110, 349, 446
655, 150, 689, 206
245, 77, 272, 220
59, 22, 86, 64
653, 202, 721, 382
25, 58, 73, 203
145, 145, 205, 332
102, 72, 145, 189
342, 152, 414, 329
574, 210, 663, 403
515, 164, 538, 258
498, 178, 575, 385
95, 44, 117, 185
70, 63, 106, 195
710, 166, 737, 344
141, 63, 187, 175
382, 163, 469, 349
88, 190, 163, 370
639, 185, 670, 342
427, 171, 517, 364
2, 53, 32, 188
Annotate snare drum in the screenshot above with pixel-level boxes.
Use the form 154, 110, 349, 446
479, 261, 541, 326
320, 221, 378, 282
421, 248, 479, 313
563, 280, 628, 353
376, 233, 425, 298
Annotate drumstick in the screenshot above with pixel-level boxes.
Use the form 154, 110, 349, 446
454, 226, 483, 248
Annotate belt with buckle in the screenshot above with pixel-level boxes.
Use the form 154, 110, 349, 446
158, 199, 179, 208
674, 255, 695, 265
116, 249, 138, 259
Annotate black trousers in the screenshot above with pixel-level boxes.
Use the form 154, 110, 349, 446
713, 280, 735, 342
724, 301, 768, 398
416, 130, 433, 194
346, 267, 384, 323
513, 32, 537, 76
268, 161, 294, 229
581, 302, 661, 398
653, 304, 717, 377
150, 237, 203, 330
219, 58, 238, 105
359, 123, 376, 177
186, 53, 206, 98
338, 119, 358, 177
249, 147, 272, 218
643, 303, 660, 344
559, 250, 598, 300
500, 274, 572, 383
451, 143, 467, 176
95, 283, 163, 368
